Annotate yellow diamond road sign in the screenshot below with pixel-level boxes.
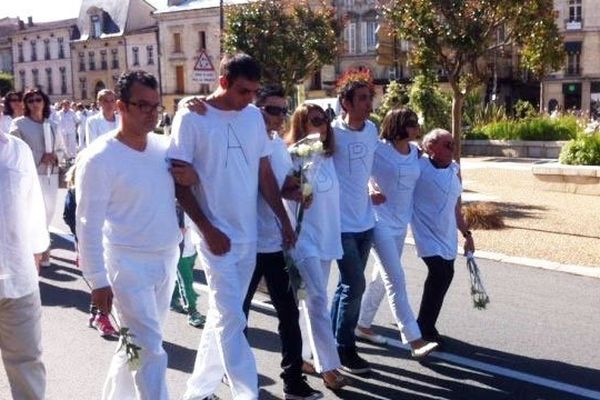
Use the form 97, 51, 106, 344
193, 50, 216, 84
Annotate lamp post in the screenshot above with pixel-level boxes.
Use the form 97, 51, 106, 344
220, 0, 224, 55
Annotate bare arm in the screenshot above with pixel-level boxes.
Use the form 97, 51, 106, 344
258, 157, 296, 248
455, 168, 475, 254
175, 181, 230, 255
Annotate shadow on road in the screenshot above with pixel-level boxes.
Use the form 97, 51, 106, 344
39, 280, 90, 314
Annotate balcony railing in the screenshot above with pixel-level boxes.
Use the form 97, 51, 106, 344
565, 67, 581, 76
565, 19, 583, 30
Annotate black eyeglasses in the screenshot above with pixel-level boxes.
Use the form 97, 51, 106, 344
309, 116, 328, 127
262, 105, 288, 117
26, 98, 43, 104
127, 101, 165, 113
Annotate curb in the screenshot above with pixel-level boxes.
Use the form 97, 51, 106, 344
404, 236, 600, 279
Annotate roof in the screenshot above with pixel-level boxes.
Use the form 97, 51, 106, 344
76, 0, 156, 40
153, 0, 250, 15
11, 18, 78, 36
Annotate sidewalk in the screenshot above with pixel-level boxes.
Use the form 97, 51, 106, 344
457, 157, 600, 271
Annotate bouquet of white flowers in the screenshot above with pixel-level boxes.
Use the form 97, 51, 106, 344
465, 252, 490, 309
285, 133, 325, 300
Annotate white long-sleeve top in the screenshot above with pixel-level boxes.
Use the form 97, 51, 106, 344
76, 132, 182, 289
0, 131, 49, 299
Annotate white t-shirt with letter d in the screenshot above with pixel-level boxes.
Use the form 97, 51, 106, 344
168, 103, 270, 245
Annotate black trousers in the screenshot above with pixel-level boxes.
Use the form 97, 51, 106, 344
243, 251, 303, 382
417, 255, 455, 338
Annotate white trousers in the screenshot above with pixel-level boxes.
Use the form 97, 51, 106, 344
297, 257, 340, 373
0, 291, 45, 400
63, 131, 78, 158
102, 247, 179, 400
184, 243, 258, 400
357, 265, 386, 329
366, 226, 421, 343
37, 173, 58, 232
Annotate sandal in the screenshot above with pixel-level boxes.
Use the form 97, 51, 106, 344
322, 369, 351, 390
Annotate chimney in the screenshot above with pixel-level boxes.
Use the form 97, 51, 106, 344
27, 16, 33, 27
17, 17, 25, 30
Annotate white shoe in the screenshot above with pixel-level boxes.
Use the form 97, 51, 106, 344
354, 328, 387, 345
411, 341, 439, 359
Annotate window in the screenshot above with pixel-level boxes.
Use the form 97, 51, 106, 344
44, 39, 50, 60
58, 38, 65, 59
132, 46, 139, 66
79, 52, 85, 72
198, 31, 206, 50
567, 52, 581, 75
46, 68, 53, 95
345, 22, 357, 55
111, 48, 119, 69
80, 77, 87, 100
32, 68, 39, 88
146, 45, 154, 65
17, 43, 23, 63
175, 65, 185, 94
173, 32, 182, 53
89, 51, 96, 70
60, 67, 67, 94
100, 50, 107, 70
19, 70, 25, 92
30, 40, 37, 61
366, 21, 378, 51
569, 0, 582, 22
91, 15, 102, 38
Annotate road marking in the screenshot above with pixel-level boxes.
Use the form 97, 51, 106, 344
53, 230, 599, 399
194, 282, 600, 400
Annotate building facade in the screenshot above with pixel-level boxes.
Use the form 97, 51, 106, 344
70, 0, 158, 103
0, 18, 19, 74
10, 17, 78, 103
543, 0, 600, 117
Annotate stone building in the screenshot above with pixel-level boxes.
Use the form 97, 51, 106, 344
0, 18, 19, 75
10, 17, 79, 102
542, 0, 600, 117
71, 0, 158, 103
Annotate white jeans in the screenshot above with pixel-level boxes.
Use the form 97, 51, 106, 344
368, 225, 421, 343
357, 266, 386, 329
63, 131, 78, 158
297, 257, 340, 373
38, 173, 58, 231
0, 291, 45, 400
184, 243, 258, 400
102, 247, 179, 400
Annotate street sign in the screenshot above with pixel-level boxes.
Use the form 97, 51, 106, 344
192, 50, 216, 84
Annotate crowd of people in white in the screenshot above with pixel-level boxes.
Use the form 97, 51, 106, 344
0, 52, 475, 400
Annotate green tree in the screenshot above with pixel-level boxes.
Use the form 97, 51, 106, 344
372, 80, 409, 126
0, 72, 13, 97
408, 72, 451, 134
381, 0, 564, 160
223, 0, 341, 97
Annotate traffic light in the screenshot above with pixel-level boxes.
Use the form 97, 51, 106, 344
376, 21, 395, 66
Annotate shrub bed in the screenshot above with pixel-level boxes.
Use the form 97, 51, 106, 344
559, 133, 600, 166
467, 116, 580, 141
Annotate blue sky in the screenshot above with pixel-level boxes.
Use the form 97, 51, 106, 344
2, 0, 166, 23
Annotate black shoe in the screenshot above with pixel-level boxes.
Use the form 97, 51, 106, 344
338, 348, 371, 374
283, 376, 324, 400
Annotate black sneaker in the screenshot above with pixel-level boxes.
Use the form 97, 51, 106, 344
283, 376, 324, 400
339, 348, 371, 374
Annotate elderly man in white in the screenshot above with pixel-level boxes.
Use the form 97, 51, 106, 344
0, 126, 49, 399
85, 89, 120, 146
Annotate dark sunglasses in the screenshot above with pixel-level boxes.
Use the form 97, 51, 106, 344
263, 105, 288, 117
8, 97, 21, 102
309, 116, 328, 127
26, 97, 44, 104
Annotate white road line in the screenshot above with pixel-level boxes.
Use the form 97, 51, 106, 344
194, 282, 600, 400
55, 229, 599, 398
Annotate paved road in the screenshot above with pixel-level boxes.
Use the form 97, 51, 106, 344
1, 189, 598, 400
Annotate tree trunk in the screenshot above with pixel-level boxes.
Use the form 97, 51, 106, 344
451, 91, 464, 162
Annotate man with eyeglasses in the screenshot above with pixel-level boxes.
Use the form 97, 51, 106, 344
76, 70, 190, 400
170, 53, 296, 400
85, 89, 120, 146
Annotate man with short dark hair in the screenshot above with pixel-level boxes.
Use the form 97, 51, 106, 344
170, 53, 296, 400
76, 70, 182, 399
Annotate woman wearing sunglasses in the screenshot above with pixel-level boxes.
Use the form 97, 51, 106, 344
285, 103, 350, 391
1, 91, 24, 135
357, 108, 439, 358
411, 128, 475, 345
10, 88, 65, 268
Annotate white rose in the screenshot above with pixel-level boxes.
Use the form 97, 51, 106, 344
311, 140, 324, 153
297, 144, 312, 157
302, 183, 313, 197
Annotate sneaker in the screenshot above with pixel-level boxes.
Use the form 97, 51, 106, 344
354, 327, 388, 345
187, 311, 206, 328
322, 370, 351, 391
170, 301, 187, 314
93, 313, 118, 338
338, 349, 371, 375
283, 376, 324, 400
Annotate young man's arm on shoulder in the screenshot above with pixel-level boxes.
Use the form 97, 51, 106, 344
258, 157, 296, 249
